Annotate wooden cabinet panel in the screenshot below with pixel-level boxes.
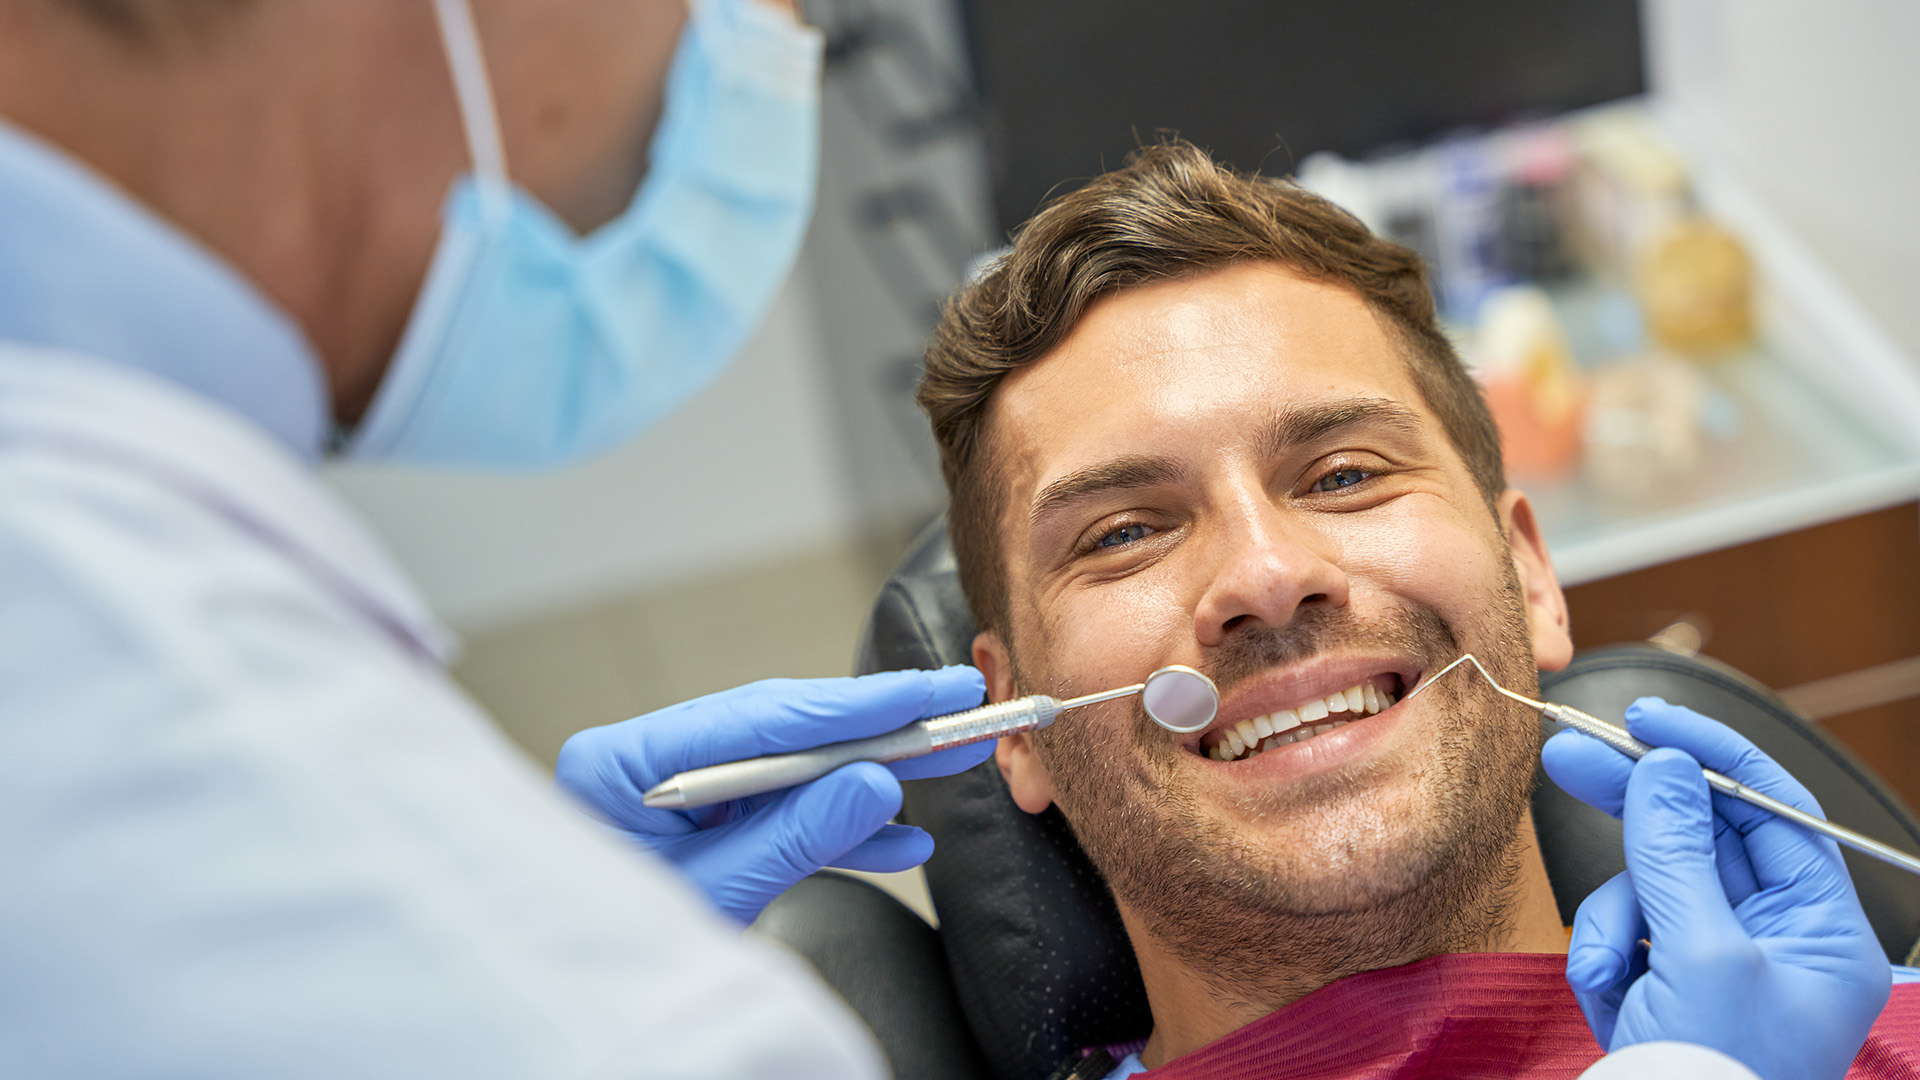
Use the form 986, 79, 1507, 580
1562, 503, 1920, 810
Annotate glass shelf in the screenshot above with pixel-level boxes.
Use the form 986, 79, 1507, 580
1521, 331, 1920, 584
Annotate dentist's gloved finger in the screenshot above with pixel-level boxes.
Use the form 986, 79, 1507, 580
646, 666, 989, 776
1709, 810, 1763, 905
779, 762, 906, 864
1567, 871, 1648, 994
1542, 729, 1637, 818
1566, 877, 1645, 1055
885, 737, 997, 781
678, 764, 903, 891
922, 665, 991, 715
1543, 730, 1764, 902
1623, 697, 1841, 890
1571, 983, 1626, 1051
1624, 698, 1824, 821
1621, 747, 1746, 945
828, 823, 935, 873
1567, 875, 1648, 1052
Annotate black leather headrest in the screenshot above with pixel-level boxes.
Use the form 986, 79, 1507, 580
857, 517, 1920, 1080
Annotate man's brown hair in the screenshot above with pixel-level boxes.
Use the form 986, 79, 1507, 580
919, 140, 1504, 636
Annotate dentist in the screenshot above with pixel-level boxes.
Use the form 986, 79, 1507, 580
0, 0, 984, 1075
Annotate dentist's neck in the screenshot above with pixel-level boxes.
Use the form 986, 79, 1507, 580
0, 1, 468, 424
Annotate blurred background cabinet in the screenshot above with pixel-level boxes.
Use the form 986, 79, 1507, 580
1566, 503, 1920, 808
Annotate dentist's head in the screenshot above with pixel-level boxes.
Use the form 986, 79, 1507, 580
0, 0, 821, 465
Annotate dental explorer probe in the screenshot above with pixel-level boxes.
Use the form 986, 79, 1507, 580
642, 665, 1219, 810
1410, 654, 1920, 878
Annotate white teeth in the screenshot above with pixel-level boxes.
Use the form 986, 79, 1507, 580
1206, 680, 1395, 763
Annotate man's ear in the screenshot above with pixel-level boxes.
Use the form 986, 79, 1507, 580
974, 629, 1057, 815
1498, 490, 1574, 673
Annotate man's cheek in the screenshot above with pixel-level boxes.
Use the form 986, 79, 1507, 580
1347, 512, 1505, 618
1043, 577, 1190, 688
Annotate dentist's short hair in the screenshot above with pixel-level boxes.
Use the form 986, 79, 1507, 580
919, 140, 1503, 637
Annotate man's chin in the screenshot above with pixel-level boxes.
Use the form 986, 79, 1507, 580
1133, 808, 1459, 919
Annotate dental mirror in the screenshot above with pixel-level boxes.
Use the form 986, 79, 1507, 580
1140, 664, 1219, 733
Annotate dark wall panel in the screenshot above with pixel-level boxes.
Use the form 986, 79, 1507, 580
962, 1, 1644, 233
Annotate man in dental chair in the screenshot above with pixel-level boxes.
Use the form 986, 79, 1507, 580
916, 141, 1920, 1080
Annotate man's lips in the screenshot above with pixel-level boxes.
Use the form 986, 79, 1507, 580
1192, 659, 1420, 761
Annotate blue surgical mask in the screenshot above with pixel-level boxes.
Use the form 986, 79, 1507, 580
344, 0, 822, 466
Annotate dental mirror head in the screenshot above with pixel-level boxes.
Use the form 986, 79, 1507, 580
1141, 665, 1219, 733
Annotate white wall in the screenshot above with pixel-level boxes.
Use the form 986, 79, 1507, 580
1643, 0, 1920, 359
322, 270, 860, 631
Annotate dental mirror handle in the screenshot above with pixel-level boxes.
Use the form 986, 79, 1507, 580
1548, 702, 1920, 879
642, 695, 1067, 810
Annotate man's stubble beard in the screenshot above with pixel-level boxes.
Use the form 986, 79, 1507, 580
1017, 566, 1544, 1010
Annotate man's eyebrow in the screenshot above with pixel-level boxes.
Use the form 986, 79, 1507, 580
1256, 398, 1426, 459
1029, 456, 1188, 527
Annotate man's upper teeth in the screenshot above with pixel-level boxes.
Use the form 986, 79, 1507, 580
1207, 680, 1397, 762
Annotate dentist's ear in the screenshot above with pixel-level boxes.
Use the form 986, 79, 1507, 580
1498, 490, 1573, 672
974, 630, 1058, 814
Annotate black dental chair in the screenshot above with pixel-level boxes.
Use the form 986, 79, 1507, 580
753, 518, 1920, 1080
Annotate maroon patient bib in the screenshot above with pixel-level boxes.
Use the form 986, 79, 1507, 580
1138, 953, 1920, 1080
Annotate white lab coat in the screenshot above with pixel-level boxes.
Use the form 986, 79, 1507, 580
0, 344, 885, 1078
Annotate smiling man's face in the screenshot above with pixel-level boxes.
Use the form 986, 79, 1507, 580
974, 261, 1574, 1033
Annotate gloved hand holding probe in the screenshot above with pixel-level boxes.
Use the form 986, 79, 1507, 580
555, 666, 992, 924
1542, 697, 1891, 1080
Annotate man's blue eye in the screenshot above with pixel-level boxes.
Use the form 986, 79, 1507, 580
1315, 468, 1370, 492
1098, 523, 1154, 548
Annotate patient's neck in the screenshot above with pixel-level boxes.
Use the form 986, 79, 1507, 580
1131, 809, 1567, 1068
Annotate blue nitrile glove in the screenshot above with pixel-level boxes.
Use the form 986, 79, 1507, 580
1541, 697, 1890, 1080
554, 666, 993, 924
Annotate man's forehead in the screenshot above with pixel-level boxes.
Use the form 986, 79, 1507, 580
985, 264, 1434, 506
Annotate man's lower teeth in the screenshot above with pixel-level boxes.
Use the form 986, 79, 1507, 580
1222, 719, 1347, 762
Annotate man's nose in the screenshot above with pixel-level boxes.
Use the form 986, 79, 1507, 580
1191, 504, 1350, 648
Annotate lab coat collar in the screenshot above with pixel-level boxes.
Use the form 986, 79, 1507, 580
0, 344, 456, 667
0, 119, 329, 463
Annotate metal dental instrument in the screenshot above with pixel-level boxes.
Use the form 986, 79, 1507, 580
642, 665, 1219, 810
1410, 654, 1920, 878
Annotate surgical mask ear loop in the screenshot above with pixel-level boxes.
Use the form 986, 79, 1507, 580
428, 0, 513, 225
